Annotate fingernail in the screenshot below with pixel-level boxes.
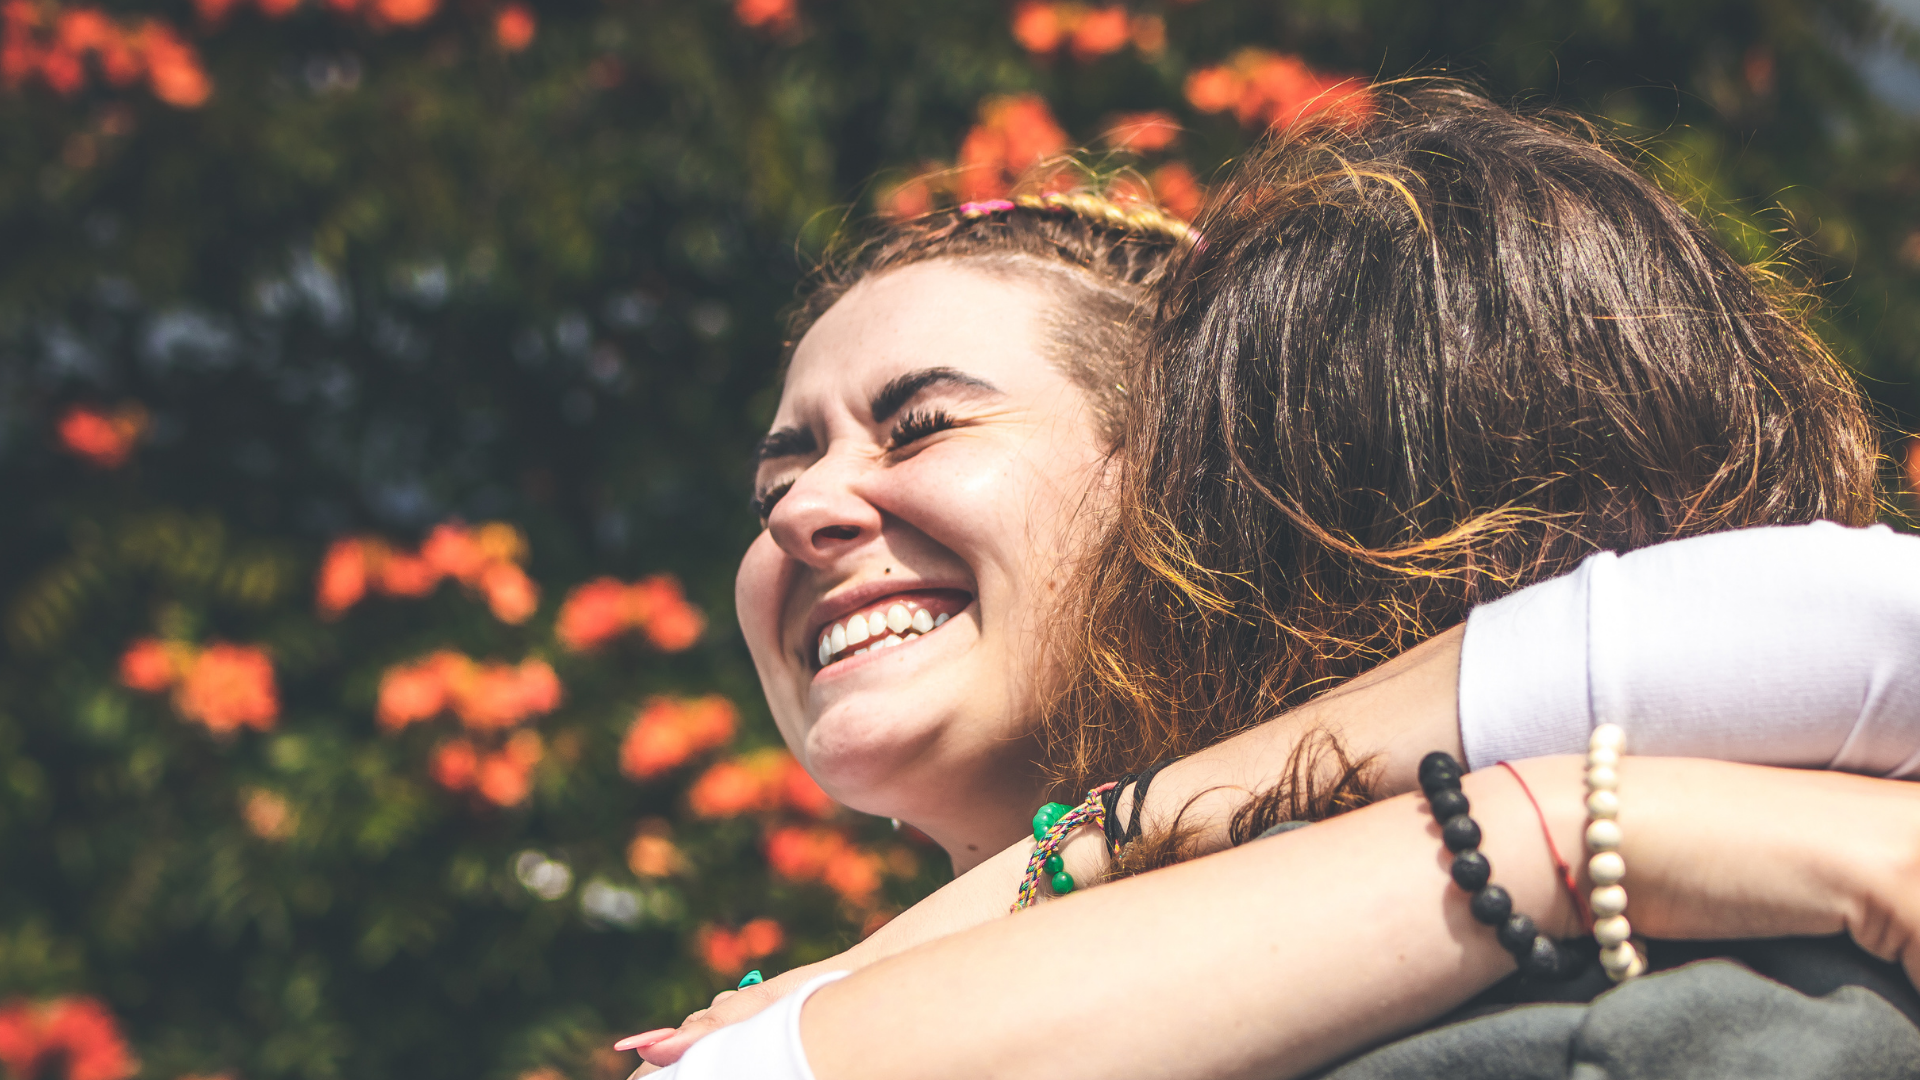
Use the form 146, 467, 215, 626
614, 1028, 677, 1052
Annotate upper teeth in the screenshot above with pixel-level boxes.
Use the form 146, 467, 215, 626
817, 602, 951, 669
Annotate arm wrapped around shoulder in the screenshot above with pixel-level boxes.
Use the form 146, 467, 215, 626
1458, 522, 1920, 776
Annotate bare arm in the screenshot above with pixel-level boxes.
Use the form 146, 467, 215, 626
793, 757, 1920, 1080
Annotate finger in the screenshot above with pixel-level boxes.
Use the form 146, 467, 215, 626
707, 989, 738, 1008
626, 1064, 661, 1079
613, 1028, 677, 1053
638, 1027, 710, 1068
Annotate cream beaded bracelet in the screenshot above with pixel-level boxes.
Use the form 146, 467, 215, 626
1585, 723, 1647, 982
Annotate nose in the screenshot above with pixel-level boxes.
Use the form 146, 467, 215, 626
765, 452, 882, 568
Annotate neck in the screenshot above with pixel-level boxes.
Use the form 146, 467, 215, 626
890, 750, 1051, 876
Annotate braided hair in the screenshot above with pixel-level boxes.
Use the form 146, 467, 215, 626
787, 186, 1196, 443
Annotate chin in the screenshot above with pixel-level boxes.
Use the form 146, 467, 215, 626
799, 705, 960, 818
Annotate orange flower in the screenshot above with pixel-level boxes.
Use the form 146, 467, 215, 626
629, 574, 701, 646
738, 917, 784, 957
641, 593, 704, 651
619, 705, 694, 778
479, 562, 538, 624
733, 0, 794, 32
1149, 161, 1203, 221
430, 738, 479, 790
1184, 65, 1239, 113
1010, 1, 1060, 53
421, 522, 488, 582
555, 578, 630, 650
1186, 49, 1372, 133
879, 175, 934, 220
626, 831, 683, 877
240, 787, 296, 840
687, 760, 766, 818
316, 538, 370, 617
372, 0, 436, 25
1104, 110, 1180, 153
558, 574, 703, 651
1905, 439, 1920, 501
695, 920, 783, 977
1067, 5, 1128, 59
377, 552, 440, 598
0, 997, 137, 1080
779, 756, 837, 817
475, 754, 529, 806
764, 825, 845, 880
1129, 13, 1164, 55
376, 653, 454, 730
451, 657, 561, 731
56, 9, 111, 51
494, 2, 533, 50
174, 643, 278, 734
118, 637, 183, 692
620, 695, 734, 779
57, 404, 147, 468
678, 695, 738, 748
956, 93, 1068, 202
695, 925, 750, 977
138, 21, 210, 107
822, 847, 882, 905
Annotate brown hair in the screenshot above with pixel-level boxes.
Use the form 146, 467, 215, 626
787, 190, 1196, 442
1047, 88, 1880, 824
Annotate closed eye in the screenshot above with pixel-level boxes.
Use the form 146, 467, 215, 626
750, 479, 794, 523
886, 408, 957, 451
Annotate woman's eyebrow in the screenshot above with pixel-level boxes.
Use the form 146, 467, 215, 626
752, 426, 817, 465
870, 367, 1001, 423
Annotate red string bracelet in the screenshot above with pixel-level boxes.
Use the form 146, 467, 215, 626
1495, 761, 1590, 930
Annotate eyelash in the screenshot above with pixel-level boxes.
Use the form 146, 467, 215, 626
751, 409, 959, 521
886, 408, 957, 451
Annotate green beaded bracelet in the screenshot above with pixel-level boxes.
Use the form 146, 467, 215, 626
1032, 801, 1071, 841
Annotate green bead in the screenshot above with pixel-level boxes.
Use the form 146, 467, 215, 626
737, 969, 763, 989
1031, 802, 1071, 841
1050, 871, 1075, 895
1043, 854, 1064, 874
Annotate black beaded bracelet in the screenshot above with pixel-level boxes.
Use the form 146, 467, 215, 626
1418, 752, 1582, 982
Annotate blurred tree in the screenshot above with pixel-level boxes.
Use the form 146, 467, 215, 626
0, 0, 1915, 1078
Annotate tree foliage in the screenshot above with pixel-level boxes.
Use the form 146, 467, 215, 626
0, 0, 1916, 1077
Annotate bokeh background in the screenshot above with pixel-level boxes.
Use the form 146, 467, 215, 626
2, 0, 1918, 1077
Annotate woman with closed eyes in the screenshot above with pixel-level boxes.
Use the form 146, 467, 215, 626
633, 90, 1920, 1078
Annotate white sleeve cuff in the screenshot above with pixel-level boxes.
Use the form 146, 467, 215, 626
1457, 554, 1603, 770
655, 971, 850, 1080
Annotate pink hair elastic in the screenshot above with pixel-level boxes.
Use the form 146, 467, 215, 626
957, 199, 1016, 217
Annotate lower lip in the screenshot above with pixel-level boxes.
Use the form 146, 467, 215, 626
809, 602, 972, 685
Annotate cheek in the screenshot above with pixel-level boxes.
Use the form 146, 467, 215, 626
734, 533, 791, 660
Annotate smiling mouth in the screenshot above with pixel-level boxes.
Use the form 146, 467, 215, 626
814, 591, 971, 671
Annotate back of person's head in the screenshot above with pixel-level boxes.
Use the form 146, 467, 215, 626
788, 188, 1196, 444
1046, 86, 1880, 803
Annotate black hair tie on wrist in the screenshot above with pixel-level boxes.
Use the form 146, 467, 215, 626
1100, 756, 1178, 852
1418, 751, 1583, 982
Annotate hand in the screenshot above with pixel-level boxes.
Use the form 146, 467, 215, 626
1609, 761, 1920, 986
629, 961, 836, 1068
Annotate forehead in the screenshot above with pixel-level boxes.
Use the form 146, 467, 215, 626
780, 260, 1067, 419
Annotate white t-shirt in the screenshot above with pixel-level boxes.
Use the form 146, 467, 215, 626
1459, 521, 1920, 775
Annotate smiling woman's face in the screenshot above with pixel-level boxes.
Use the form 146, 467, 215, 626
735, 259, 1111, 866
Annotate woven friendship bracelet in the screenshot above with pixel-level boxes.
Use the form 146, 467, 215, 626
1012, 782, 1117, 912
